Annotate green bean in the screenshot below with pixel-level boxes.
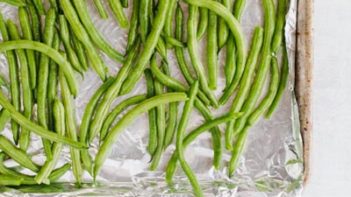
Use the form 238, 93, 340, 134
228, 125, 249, 177
0, 41, 78, 95
0, 0, 26, 7
197, 8, 208, 40
223, 27, 264, 150
175, 81, 203, 197
0, 175, 24, 186
58, 15, 84, 73
247, 56, 279, 125
230, 0, 275, 140
218, 0, 230, 48
80, 78, 114, 174
0, 109, 10, 131
59, 70, 82, 184
32, 0, 45, 15
207, 8, 218, 90
233, 0, 246, 19
139, 0, 150, 42
121, 0, 128, 8
120, 0, 170, 94
271, 0, 288, 53
166, 113, 241, 183
60, 0, 107, 80
187, 5, 218, 107
0, 136, 38, 172
266, 45, 289, 118
7, 20, 33, 152
108, 0, 129, 28
72, 0, 124, 63
26, 2, 41, 46
93, 0, 109, 19
48, 163, 71, 182
87, 40, 140, 143
0, 74, 8, 88
72, 34, 89, 71
0, 14, 21, 143
18, 7, 37, 89
100, 94, 147, 142
0, 91, 86, 148
156, 37, 168, 62
163, 35, 185, 48
144, 69, 158, 155
164, 0, 177, 47
93, 93, 188, 179
126, 0, 139, 52
49, 0, 59, 12
35, 100, 66, 184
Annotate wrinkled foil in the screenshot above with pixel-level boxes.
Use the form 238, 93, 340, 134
0, 0, 303, 196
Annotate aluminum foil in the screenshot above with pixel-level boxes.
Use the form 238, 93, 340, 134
0, 0, 303, 196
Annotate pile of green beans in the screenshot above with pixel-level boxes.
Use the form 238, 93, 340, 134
0, 0, 291, 196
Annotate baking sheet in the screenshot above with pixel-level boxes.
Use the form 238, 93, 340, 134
0, 0, 304, 196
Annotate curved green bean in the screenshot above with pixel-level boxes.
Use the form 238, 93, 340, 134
0, 90, 86, 148
93, 0, 109, 19
72, 0, 124, 63
139, 0, 150, 42
0, 136, 38, 172
18, 7, 37, 89
35, 100, 66, 184
197, 8, 208, 40
126, 0, 139, 52
187, 5, 218, 107
88, 40, 140, 143
223, 27, 264, 150
0, 0, 26, 7
176, 81, 203, 197
166, 113, 241, 183
26, 2, 41, 46
93, 93, 188, 179
72, 34, 89, 71
266, 45, 289, 118
0, 13, 21, 143
233, 0, 246, 19
218, 0, 230, 48
271, 0, 288, 53
100, 94, 147, 141
163, 35, 185, 48
164, 0, 177, 47
120, 0, 170, 94
228, 125, 249, 177
58, 15, 84, 73
60, 0, 107, 80
59, 70, 82, 184
0, 41, 78, 95
108, 0, 129, 28
207, 8, 218, 90
156, 37, 168, 62
7, 20, 33, 151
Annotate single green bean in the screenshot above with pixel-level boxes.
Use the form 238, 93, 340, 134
163, 35, 185, 48
0, 175, 23, 186
87, 40, 140, 143
26, 2, 41, 48
58, 15, 84, 73
121, 0, 128, 8
18, 7, 37, 89
0, 0, 26, 7
100, 94, 147, 142
93, 93, 188, 179
0, 13, 21, 143
271, 0, 288, 53
233, 0, 246, 19
156, 37, 168, 62
223, 27, 264, 150
108, 0, 129, 28
228, 125, 249, 177
266, 45, 289, 118
247, 56, 279, 125
60, 0, 107, 80
48, 0, 59, 12
35, 100, 66, 184
0, 136, 38, 172
164, 0, 177, 48
207, 8, 218, 90
32, 0, 45, 15
72, 0, 124, 63
0, 109, 10, 131
126, 0, 139, 52
144, 69, 158, 155
176, 81, 203, 197
120, 0, 170, 94
0, 41, 78, 95
72, 34, 89, 71
59, 70, 82, 184
48, 163, 71, 182
197, 8, 208, 40
230, 0, 275, 139
93, 0, 109, 19
0, 90, 86, 148
139, 0, 150, 42
0, 74, 8, 88
166, 113, 241, 183
7, 20, 33, 152
187, 5, 218, 107
80, 78, 114, 174
218, 0, 230, 48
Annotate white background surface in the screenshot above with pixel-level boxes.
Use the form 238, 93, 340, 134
303, 1, 351, 197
